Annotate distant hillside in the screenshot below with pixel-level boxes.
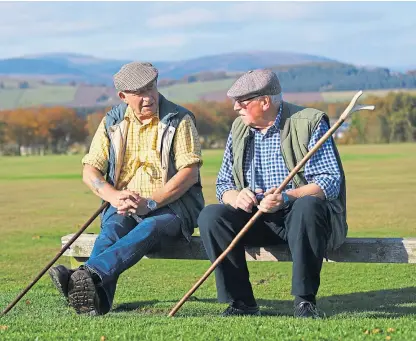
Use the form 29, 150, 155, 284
158, 62, 416, 92
270, 62, 416, 91
1, 79, 416, 111
1, 53, 416, 110
0, 51, 335, 84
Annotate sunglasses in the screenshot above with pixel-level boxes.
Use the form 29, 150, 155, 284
235, 95, 262, 107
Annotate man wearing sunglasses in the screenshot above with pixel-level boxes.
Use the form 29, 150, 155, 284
49, 62, 204, 315
198, 69, 346, 318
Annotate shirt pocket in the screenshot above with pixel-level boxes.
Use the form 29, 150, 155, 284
141, 150, 162, 181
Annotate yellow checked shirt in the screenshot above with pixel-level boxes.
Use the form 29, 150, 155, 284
82, 106, 202, 198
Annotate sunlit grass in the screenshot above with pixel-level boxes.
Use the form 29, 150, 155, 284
0, 144, 415, 340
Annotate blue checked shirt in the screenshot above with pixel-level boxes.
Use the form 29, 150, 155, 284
216, 103, 341, 203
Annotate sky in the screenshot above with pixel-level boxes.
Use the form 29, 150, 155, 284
0, 1, 415, 69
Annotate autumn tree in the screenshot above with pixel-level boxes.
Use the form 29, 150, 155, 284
340, 92, 416, 144
180, 99, 236, 147
0, 107, 88, 154
40, 107, 88, 153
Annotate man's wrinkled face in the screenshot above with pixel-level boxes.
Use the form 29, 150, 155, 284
233, 96, 265, 128
119, 81, 159, 117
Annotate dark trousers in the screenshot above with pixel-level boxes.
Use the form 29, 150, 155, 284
198, 196, 331, 305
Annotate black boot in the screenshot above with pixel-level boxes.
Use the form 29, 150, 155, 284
48, 265, 75, 301
67, 267, 103, 316
221, 300, 260, 317
294, 301, 324, 319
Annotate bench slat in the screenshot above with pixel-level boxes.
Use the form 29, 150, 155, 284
61, 234, 416, 263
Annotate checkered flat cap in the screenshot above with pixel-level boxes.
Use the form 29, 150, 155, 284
113, 62, 158, 92
227, 69, 282, 101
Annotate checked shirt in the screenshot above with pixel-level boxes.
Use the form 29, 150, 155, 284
216, 102, 341, 203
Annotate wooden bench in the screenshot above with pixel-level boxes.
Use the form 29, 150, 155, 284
61, 233, 416, 268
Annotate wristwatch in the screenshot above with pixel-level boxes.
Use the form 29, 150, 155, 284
281, 192, 291, 209
146, 199, 158, 211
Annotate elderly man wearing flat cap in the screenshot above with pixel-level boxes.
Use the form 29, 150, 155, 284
198, 69, 346, 318
49, 62, 205, 315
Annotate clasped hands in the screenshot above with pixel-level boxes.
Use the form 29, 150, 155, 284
234, 187, 285, 214
109, 190, 150, 216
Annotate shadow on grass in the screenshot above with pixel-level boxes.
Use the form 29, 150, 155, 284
256, 286, 416, 318
112, 300, 168, 315
112, 287, 416, 318
112, 296, 215, 314
321, 287, 416, 318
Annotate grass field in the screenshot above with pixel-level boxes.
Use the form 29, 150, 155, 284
1, 79, 415, 110
160, 81, 416, 105
0, 144, 415, 340
159, 79, 237, 103
0, 85, 77, 110
320, 89, 416, 103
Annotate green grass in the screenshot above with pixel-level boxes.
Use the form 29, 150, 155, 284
0, 85, 77, 109
321, 89, 416, 103
17, 85, 77, 107
159, 79, 236, 102
0, 89, 24, 109
160, 80, 416, 104
0, 144, 415, 340
1, 82, 416, 109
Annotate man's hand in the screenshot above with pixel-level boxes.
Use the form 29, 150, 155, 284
258, 187, 284, 213
234, 188, 263, 213
108, 190, 141, 210
116, 195, 150, 217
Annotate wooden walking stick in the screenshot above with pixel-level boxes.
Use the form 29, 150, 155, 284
1, 202, 109, 317
168, 90, 375, 317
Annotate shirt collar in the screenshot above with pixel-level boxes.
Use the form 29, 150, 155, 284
271, 102, 283, 132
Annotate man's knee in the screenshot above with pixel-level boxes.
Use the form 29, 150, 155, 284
143, 214, 179, 238
100, 211, 137, 242
93, 232, 113, 250
291, 196, 326, 216
289, 196, 330, 237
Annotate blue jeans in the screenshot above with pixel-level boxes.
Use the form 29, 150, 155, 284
84, 205, 182, 312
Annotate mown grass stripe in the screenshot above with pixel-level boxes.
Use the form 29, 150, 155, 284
0, 174, 81, 181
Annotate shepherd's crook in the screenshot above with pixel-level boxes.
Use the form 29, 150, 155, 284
1, 202, 109, 317
168, 90, 375, 317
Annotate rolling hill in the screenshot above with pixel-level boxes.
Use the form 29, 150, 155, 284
0, 51, 336, 84
0, 51, 416, 110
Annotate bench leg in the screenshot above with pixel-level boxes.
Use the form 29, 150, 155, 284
68, 256, 89, 269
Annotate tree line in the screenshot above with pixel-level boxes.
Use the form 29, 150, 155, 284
0, 92, 415, 156
158, 63, 416, 92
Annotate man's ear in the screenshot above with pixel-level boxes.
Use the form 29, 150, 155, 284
118, 91, 128, 103
262, 96, 271, 111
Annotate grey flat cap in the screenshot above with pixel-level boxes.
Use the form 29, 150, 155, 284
227, 69, 282, 101
113, 62, 158, 92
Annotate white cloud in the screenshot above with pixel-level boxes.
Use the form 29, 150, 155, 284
144, 3, 316, 29
146, 8, 217, 29
0, 1, 414, 66
128, 34, 189, 48
110, 31, 223, 57
0, 2, 113, 41
229, 2, 318, 21
0, 21, 107, 39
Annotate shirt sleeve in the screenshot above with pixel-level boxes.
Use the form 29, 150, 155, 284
216, 131, 238, 203
173, 114, 203, 171
304, 119, 341, 200
81, 117, 110, 174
